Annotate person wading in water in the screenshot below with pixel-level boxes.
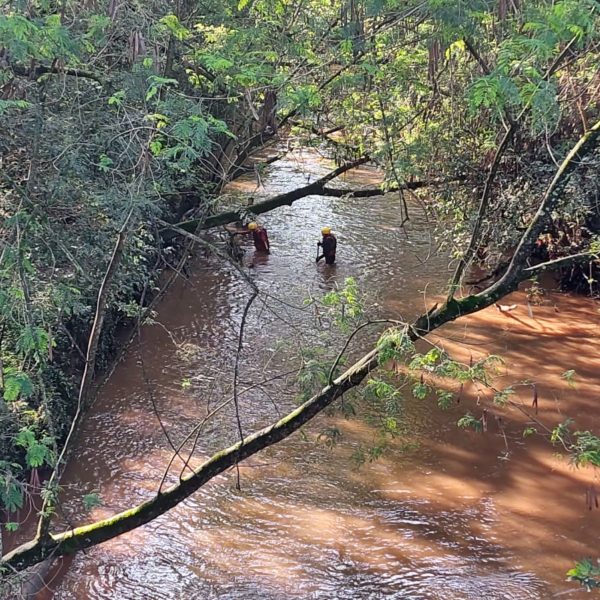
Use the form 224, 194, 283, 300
316, 227, 337, 265
246, 221, 270, 253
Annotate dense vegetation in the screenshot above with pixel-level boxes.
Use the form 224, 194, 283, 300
1, 0, 600, 592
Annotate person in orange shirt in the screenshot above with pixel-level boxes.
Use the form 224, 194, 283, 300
246, 221, 270, 253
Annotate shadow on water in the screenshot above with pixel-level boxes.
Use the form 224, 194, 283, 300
26, 149, 599, 599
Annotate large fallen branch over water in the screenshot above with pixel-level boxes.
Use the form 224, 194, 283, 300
174, 156, 370, 232
170, 165, 461, 234
2, 120, 599, 574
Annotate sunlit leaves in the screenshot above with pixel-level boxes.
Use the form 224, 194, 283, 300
364, 378, 402, 411
570, 431, 600, 468
376, 326, 412, 364
468, 74, 520, 116
493, 386, 514, 406
159, 15, 191, 41
411, 382, 430, 400
15, 428, 55, 469
145, 76, 179, 102
551, 418, 574, 445
561, 369, 577, 387
321, 277, 364, 331
567, 559, 600, 591
2, 370, 34, 402
108, 90, 125, 107
437, 390, 454, 409
0, 99, 31, 115
550, 421, 600, 467
282, 84, 322, 115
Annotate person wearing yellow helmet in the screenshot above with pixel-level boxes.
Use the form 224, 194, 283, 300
243, 221, 270, 253
316, 227, 337, 264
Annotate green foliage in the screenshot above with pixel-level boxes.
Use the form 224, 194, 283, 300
411, 382, 430, 400
551, 419, 574, 445
2, 369, 34, 402
82, 492, 103, 511
351, 441, 388, 467
567, 559, 600, 591
160, 15, 191, 41
436, 390, 454, 409
108, 90, 126, 107
145, 76, 179, 102
457, 413, 483, 433
550, 421, 600, 467
296, 347, 330, 402
377, 326, 413, 364
0, 0, 599, 579
321, 277, 364, 331
0, 99, 31, 115
363, 378, 402, 414
468, 74, 520, 116
409, 347, 446, 370
561, 369, 577, 387
493, 386, 514, 407
570, 431, 600, 467
0, 475, 24, 514
15, 428, 55, 469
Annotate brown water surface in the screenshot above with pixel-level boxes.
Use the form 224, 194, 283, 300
27, 151, 600, 598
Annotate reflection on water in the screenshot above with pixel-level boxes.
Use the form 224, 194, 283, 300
43, 149, 598, 599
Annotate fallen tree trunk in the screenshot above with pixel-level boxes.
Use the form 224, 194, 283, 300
168, 165, 461, 235
173, 156, 370, 233
0, 281, 507, 572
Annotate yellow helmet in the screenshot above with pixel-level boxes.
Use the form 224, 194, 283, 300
321, 227, 331, 235
247, 222, 258, 230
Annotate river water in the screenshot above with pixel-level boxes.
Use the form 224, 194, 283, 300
19, 151, 600, 598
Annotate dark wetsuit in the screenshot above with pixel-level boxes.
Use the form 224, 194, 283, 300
321, 233, 337, 264
252, 227, 270, 252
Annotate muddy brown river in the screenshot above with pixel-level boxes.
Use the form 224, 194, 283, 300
13, 151, 600, 598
